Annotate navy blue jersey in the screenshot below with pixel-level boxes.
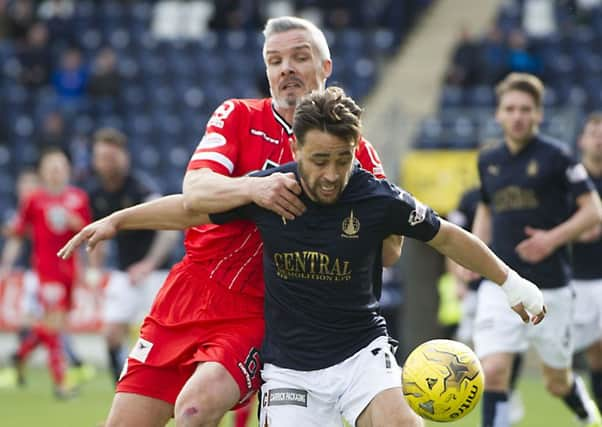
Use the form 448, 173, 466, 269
572, 174, 602, 280
447, 187, 482, 290
478, 134, 594, 289
86, 172, 162, 270
211, 162, 440, 370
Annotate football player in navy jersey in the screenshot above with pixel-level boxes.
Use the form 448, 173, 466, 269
572, 113, 602, 414
447, 187, 526, 424
472, 73, 602, 427
60, 87, 546, 427
85, 128, 180, 384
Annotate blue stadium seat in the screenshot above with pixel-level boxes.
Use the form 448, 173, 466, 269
439, 86, 464, 109
465, 85, 495, 108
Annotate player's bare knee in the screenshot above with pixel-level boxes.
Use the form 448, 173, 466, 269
481, 359, 510, 389
174, 401, 221, 427
104, 323, 127, 346
543, 376, 571, 397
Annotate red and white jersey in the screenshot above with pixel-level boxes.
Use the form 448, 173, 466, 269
12, 186, 91, 283
185, 98, 385, 297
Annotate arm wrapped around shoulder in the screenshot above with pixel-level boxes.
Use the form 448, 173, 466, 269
501, 269, 544, 316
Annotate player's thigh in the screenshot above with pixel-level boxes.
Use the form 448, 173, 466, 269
572, 281, 602, 353
473, 281, 528, 360
356, 388, 423, 427
540, 364, 572, 396
105, 391, 173, 427
259, 364, 343, 427
339, 336, 403, 426
103, 270, 139, 324
175, 361, 240, 419
530, 286, 574, 370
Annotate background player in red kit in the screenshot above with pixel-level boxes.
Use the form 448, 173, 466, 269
60, 16, 401, 427
1, 147, 91, 398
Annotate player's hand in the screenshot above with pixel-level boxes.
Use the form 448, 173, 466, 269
515, 226, 556, 264
251, 172, 306, 220
501, 269, 546, 325
127, 259, 154, 285
57, 217, 118, 259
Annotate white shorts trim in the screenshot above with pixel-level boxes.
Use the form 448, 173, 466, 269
102, 270, 167, 324
572, 279, 602, 352
474, 281, 574, 369
259, 336, 401, 427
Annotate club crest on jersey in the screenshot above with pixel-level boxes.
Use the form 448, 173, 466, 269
408, 200, 427, 226
527, 160, 538, 177
341, 210, 360, 238
488, 164, 500, 176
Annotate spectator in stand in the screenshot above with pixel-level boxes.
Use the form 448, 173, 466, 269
445, 27, 480, 87
208, 0, 263, 30
5, 0, 35, 44
506, 29, 541, 76
52, 47, 89, 113
16, 21, 52, 88
88, 47, 121, 100
37, 110, 69, 151
477, 25, 508, 85
88, 47, 121, 116
37, 0, 74, 45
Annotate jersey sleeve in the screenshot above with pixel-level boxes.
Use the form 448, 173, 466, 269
386, 184, 441, 241
560, 151, 595, 198
477, 153, 491, 205
11, 194, 35, 237
356, 138, 385, 179
209, 204, 258, 225
187, 99, 243, 176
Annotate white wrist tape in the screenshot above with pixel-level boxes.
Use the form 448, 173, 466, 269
501, 269, 544, 315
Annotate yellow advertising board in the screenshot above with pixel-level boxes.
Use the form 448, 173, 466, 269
400, 150, 480, 216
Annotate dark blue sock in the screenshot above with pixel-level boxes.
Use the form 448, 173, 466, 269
482, 391, 509, 427
62, 334, 82, 367
563, 377, 589, 420
108, 346, 125, 383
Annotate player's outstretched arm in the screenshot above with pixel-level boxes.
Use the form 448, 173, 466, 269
58, 195, 209, 259
427, 220, 546, 325
183, 168, 306, 220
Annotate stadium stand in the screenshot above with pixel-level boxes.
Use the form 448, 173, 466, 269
415, 0, 602, 151
0, 0, 433, 212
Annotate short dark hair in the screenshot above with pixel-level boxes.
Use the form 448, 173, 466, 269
495, 73, 545, 108
293, 87, 362, 147
92, 127, 127, 149
36, 146, 70, 170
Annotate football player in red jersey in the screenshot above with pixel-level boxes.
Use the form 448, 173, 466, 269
61, 17, 400, 427
1, 147, 91, 398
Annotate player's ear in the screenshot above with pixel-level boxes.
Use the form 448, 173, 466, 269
322, 58, 332, 79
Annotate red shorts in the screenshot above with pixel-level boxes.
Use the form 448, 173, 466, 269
116, 258, 264, 409
37, 279, 73, 312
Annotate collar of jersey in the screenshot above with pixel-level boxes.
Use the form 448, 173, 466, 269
271, 100, 294, 135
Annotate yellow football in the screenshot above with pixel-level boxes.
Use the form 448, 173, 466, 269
402, 339, 484, 422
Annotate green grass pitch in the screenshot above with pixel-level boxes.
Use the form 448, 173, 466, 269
0, 369, 582, 426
